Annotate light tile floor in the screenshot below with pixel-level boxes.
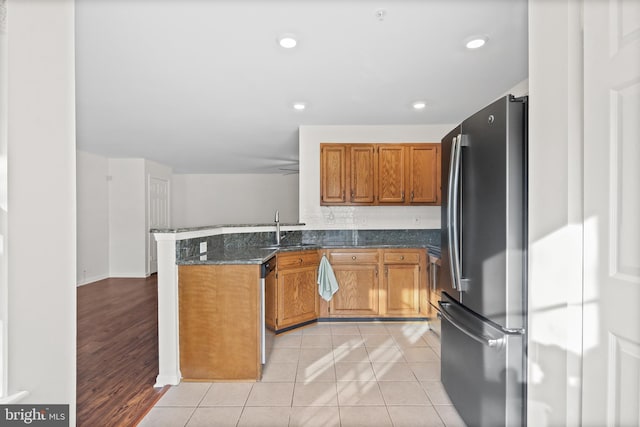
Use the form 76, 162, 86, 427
139, 322, 466, 427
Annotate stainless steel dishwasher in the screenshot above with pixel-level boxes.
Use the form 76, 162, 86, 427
260, 257, 276, 364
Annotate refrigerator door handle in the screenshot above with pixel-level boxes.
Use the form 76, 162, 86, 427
438, 301, 524, 350
447, 134, 463, 290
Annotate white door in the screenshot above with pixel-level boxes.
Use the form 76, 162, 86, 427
148, 176, 170, 274
582, 0, 640, 426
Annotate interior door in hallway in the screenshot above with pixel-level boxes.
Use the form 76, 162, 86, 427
582, 0, 640, 425
148, 176, 169, 274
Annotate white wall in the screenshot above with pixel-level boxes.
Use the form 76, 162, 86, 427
527, 1, 583, 426
108, 158, 146, 277
77, 154, 173, 281
0, 0, 8, 400
171, 173, 299, 228
298, 125, 454, 229
6, 0, 76, 419
77, 150, 109, 285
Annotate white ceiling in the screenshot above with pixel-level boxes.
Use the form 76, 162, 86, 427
75, 0, 528, 174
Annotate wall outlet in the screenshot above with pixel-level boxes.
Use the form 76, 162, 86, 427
200, 241, 207, 253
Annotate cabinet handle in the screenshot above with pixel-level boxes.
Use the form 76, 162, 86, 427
401, 191, 405, 201
411, 191, 414, 201
351, 190, 354, 200
376, 267, 379, 277
299, 258, 303, 264
400, 256, 404, 260
352, 256, 357, 260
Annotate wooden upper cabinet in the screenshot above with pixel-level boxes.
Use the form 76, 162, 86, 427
349, 145, 376, 204
378, 145, 406, 204
320, 144, 347, 204
409, 144, 441, 205
320, 142, 440, 206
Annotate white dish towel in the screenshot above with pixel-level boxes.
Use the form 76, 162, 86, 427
317, 254, 339, 301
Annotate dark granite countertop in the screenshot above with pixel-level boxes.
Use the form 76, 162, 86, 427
179, 247, 279, 265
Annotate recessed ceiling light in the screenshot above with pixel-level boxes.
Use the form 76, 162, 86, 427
278, 35, 297, 49
412, 101, 427, 110
465, 36, 488, 49
293, 102, 306, 111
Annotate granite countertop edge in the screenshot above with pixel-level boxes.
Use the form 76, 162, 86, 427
177, 243, 441, 266
151, 223, 305, 234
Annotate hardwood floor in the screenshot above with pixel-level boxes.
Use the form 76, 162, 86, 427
77, 275, 168, 427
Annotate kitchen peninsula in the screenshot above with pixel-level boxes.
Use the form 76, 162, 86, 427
152, 223, 439, 385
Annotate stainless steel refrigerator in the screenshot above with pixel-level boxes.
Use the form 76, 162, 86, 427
439, 95, 527, 427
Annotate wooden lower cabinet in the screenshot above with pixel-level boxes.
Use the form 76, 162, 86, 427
330, 263, 380, 316
382, 250, 423, 316
321, 248, 427, 318
325, 249, 380, 316
267, 250, 320, 332
178, 264, 262, 381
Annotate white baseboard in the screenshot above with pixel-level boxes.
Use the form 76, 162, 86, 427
77, 272, 155, 286
76, 273, 109, 287
155, 374, 181, 388
107, 272, 149, 279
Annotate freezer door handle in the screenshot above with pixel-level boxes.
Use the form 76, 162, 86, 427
438, 301, 524, 350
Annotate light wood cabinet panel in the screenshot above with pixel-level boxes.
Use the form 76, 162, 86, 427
381, 249, 426, 316
349, 145, 376, 203
378, 145, 406, 204
384, 264, 420, 315
330, 264, 379, 316
277, 266, 318, 329
325, 249, 380, 316
409, 144, 441, 204
329, 250, 379, 265
278, 251, 319, 270
383, 251, 420, 264
272, 250, 320, 331
179, 264, 261, 381
320, 145, 347, 204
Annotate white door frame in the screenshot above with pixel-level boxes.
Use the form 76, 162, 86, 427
147, 175, 170, 275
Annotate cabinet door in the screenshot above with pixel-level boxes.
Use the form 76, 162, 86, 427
349, 145, 376, 204
378, 145, 406, 203
277, 266, 318, 329
409, 144, 441, 204
384, 264, 420, 315
320, 144, 347, 204
329, 264, 379, 316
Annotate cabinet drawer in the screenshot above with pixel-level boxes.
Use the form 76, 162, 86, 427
329, 250, 379, 264
278, 251, 319, 269
383, 251, 421, 264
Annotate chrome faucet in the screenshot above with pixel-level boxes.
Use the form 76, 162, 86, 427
275, 209, 281, 245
